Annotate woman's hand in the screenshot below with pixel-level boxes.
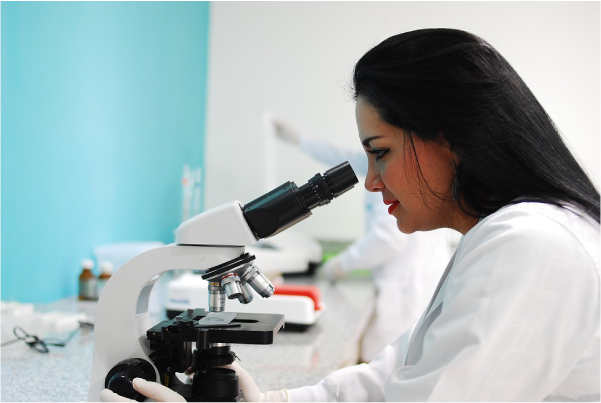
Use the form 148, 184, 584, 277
225, 361, 289, 402
319, 255, 345, 282
99, 378, 186, 402
272, 118, 300, 145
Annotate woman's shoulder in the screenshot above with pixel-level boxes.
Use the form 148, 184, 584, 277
462, 202, 600, 271
477, 202, 601, 236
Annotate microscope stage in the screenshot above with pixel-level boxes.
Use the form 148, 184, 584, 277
147, 308, 285, 347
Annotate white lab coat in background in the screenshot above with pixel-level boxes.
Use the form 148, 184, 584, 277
299, 137, 450, 362
288, 202, 600, 401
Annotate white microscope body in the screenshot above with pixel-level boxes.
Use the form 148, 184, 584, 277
87, 162, 358, 401
87, 202, 257, 400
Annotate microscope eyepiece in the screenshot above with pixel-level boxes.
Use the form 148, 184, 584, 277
242, 161, 358, 239
323, 161, 361, 198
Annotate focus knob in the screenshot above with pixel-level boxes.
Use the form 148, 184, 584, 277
105, 358, 156, 402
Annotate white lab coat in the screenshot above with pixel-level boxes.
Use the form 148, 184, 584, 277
288, 202, 600, 401
299, 137, 450, 362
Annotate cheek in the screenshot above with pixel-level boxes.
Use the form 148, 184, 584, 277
412, 144, 452, 195
381, 160, 418, 196
423, 159, 452, 195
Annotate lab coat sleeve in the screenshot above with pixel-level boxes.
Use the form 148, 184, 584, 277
385, 207, 600, 401
337, 211, 406, 272
288, 327, 414, 402
298, 136, 368, 176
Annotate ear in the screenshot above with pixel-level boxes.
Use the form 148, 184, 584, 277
451, 149, 461, 167
433, 132, 458, 164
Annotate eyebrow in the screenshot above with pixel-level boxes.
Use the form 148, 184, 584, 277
362, 135, 383, 148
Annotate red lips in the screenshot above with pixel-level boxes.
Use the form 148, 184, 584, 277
383, 200, 400, 215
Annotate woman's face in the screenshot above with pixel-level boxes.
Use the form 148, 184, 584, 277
355, 96, 459, 234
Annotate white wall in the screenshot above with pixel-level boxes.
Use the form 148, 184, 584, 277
205, 1, 600, 241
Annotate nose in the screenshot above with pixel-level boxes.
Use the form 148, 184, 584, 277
364, 166, 384, 193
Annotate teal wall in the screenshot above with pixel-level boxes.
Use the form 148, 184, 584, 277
1, 2, 210, 303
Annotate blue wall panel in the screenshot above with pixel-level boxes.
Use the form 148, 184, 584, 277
1, 1, 210, 302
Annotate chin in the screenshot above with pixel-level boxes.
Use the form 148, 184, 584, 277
396, 220, 418, 235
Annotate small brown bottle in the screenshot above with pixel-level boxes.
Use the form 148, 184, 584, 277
97, 261, 113, 298
78, 259, 97, 300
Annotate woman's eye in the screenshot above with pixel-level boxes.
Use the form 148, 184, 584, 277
368, 149, 389, 161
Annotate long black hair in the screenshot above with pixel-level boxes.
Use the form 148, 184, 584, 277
353, 28, 600, 223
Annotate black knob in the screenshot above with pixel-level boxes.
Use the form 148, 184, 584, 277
192, 367, 240, 400
105, 358, 157, 402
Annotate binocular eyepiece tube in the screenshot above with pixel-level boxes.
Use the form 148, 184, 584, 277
242, 161, 358, 239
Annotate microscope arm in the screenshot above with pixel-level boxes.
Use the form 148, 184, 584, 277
89, 200, 266, 401
88, 244, 246, 401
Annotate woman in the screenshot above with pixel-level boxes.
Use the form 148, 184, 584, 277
102, 28, 599, 402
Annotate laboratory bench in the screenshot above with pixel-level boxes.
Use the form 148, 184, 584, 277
1, 276, 374, 402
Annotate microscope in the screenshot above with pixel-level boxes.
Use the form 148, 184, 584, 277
87, 162, 358, 402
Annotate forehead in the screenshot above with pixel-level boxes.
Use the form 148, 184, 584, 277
355, 97, 398, 144
355, 97, 379, 128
